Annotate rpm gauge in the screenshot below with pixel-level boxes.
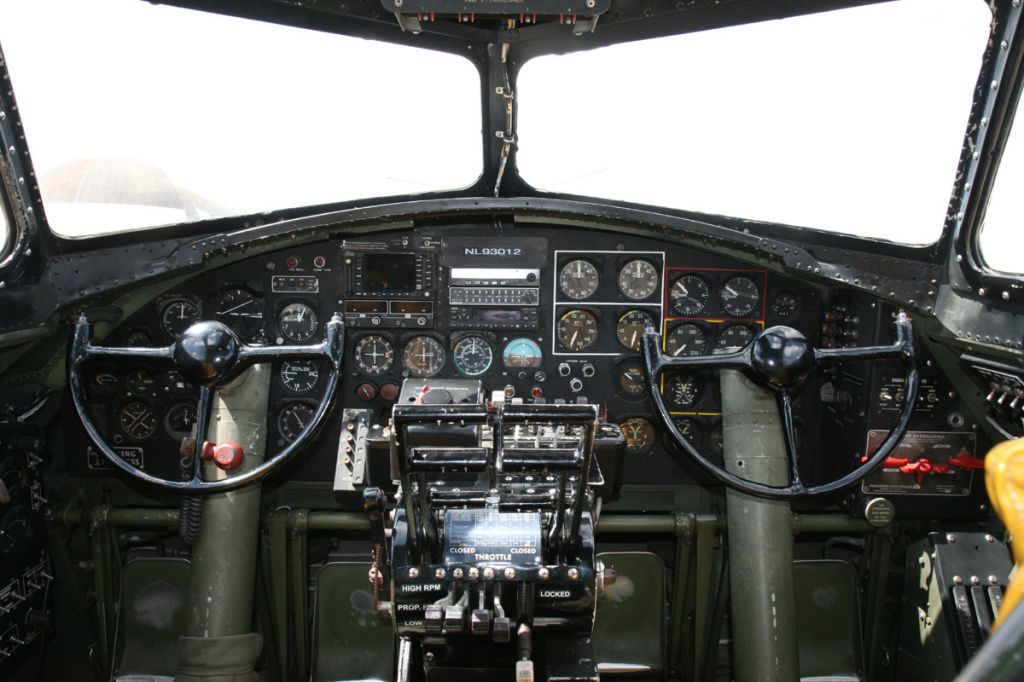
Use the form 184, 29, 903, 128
452, 335, 494, 377
278, 303, 319, 343
720, 275, 761, 318
503, 338, 543, 368
216, 288, 264, 341
119, 401, 157, 440
558, 310, 599, 352
617, 259, 659, 300
669, 275, 711, 317
715, 324, 757, 351
403, 336, 446, 378
355, 335, 395, 376
620, 417, 656, 455
666, 323, 709, 357
279, 360, 320, 393
160, 298, 200, 338
278, 402, 316, 443
616, 309, 656, 352
559, 260, 600, 300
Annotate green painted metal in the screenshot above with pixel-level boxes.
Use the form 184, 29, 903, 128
289, 509, 310, 681
793, 560, 864, 680
592, 552, 668, 677
89, 511, 116, 676
691, 513, 717, 682
184, 364, 270, 639
113, 558, 192, 678
266, 510, 290, 682
668, 515, 694, 681
720, 369, 800, 682
864, 531, 893, 680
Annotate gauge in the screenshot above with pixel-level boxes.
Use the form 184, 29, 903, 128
90, 365, 119, 397
667, 374, 701, 407
503, 338, 543, 368
279, 360, 320, 393
709, 423, 724, 456
355, 335, 395, 376
126, 368, 156, 395
559, 259, 600, 300
125, 329, 152, 347
452, 335, 494, 377
402, 336, 446, 378
720, 275, 761, 318
769, 291, 800, 320
160, 299, 200, 338
278, 402, 315, 443
620, 417, 656, 455
558, 309, 599, 352
119, 401, 157, 440
616, 309, 656, 352
278, 303, 319, 343
618, 362, 647, 397
216, 288, 264, 341
715, 324, 756, 351
617, 259, 659, 301
164, 402, 196, 441
673, 417, 703, 450
0, 507, 32, 555
669, 274, 711, 317
666, 323, 709, 357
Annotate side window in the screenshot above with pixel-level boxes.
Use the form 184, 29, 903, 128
0, 191, 9, 257
978, 103, 1024, 273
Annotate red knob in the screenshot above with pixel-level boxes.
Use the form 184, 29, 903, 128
213, 442, 244, 471
356, 383, 378, 402
379, 382, 401, 402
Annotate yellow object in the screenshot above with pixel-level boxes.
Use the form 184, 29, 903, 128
985, 438, 1024, 630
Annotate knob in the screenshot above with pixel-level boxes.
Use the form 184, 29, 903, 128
356, 383, 378, 401
569, 378, 583, 393
213, 442, 244, 471
581, 364, 596, 378
558, 363, 571, 377
379, 382, 401, 402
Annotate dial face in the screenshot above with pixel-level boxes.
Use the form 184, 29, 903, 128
616, 309, 656, 352
769, 291, 799, 320
452, 335, 494, 377
666, 323, 709, 357
278, 303, 319, 343
559, 260, 600, 300
402, 336, 446, 378
670, 275, 711, 316
558, 310, 599, 352
715, 324, 756, 351
164, 402, 197, 441
126, 368, 156, 395
279, 360, 320, 393
618, 363, 647, 397
720, 275, 761, 318
709, 423, 724, 456
216, 288, 264, 341
667, 374, 701, 407
119, 401, 157, 440
125, 329, 152, 347
617, 259, 659, 300
620, 417, 656, 454
673, 417, 703, 450
90, 365, 119, 397
160, 299, 200, 338
503, 338, 543, 368
355, 335, 395, 376
278, 402, 315, 443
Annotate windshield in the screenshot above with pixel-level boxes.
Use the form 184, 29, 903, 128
978, 99, 1024, 274
0, 0, 482, 238
517, 0, 991, 244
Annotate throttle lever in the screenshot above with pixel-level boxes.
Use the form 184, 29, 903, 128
364, 487, 390, 609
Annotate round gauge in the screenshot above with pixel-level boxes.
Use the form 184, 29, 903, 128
279, 360, 320, 393
278, 402, 316, 443
160, 299, 200, 338
709, 423, 724, 456
90, 365, 119, 397
402, 336, 446, 378
673, 417, 703, 450
125, 329, 152, 347
618, 363, 647, 397
558, 310, 599, 352
667, 374, 701, 407
0, 507, 32, 555
669, 275, 711, 317
503, 338, 543, 368
620, 417, 656, 455
452, 335, 494, 377
164, 402, 196, 441
355, 335, 395, 376
715, 324, 757, 351
278, 303, 319, 343
559, 260, 600, 300
617, 259, 659, 301
118, 401, 157, 440
616, 309, 656, 352
720, 275, 761, 318
666, 323, 709, 357
126, 368, 156, 395
216, 288, 264, 341
769, 291, 800, 320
